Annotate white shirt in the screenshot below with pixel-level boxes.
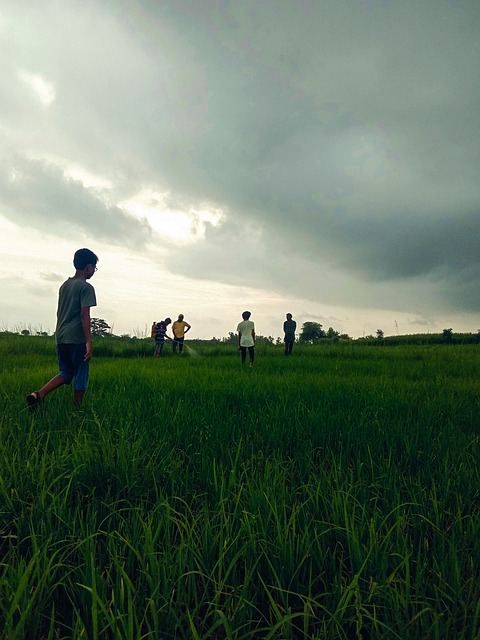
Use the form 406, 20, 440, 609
237, 320, 255, 347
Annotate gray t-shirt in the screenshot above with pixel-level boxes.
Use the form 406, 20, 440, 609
55, 277, 97, 344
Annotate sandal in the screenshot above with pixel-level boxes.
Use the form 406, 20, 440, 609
26, 391, 43, 412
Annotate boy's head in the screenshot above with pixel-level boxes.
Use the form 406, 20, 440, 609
286, 313, 293, 320
178, 314, 184, 321
165, 317, 172, 325
74, 248, 98, 271
242, 311, 251, 320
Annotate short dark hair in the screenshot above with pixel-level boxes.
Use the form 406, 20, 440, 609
242, 311, 251, 320
74, 248, 98, 270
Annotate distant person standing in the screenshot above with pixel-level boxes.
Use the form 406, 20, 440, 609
151, 318, 172, 358
172, 314, 191, 354
26, 247, 98, 411
237, 311, 255, 367
283, 313, 297, 356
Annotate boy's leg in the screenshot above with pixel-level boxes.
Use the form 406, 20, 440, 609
249, 346, 255, 364
172, 339, 177, 353
38, 374, 67, 399
72, 344, 89, 406
178, 337, 184, 353
73, 389, 85, 406
27, 374, 66, 410
27, 344, 73, 409
241, 346, 247, 364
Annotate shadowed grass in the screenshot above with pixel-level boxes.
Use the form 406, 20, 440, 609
0, 339, 479, 638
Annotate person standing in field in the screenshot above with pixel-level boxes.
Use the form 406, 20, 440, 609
283, 313, 297, 356
172, 314, 191, 354
237, 310, 255, 367
26, 248, 98, 411
151, 317, 172, 358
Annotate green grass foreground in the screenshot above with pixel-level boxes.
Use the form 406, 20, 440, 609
1, 335, 479, 639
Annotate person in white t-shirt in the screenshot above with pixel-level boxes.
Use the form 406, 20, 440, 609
236, 310, 255, 366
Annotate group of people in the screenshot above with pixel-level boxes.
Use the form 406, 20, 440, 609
26, 248, 298, 411
151, 315, 191, 358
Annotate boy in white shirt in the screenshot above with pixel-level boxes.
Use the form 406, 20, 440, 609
237, 311, 255, 367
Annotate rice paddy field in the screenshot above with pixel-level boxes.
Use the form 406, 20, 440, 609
1, 334, 479, 639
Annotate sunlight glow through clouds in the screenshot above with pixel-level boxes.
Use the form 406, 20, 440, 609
63, 165, 112, 192
119, 190, 224, 245
18, 70, 55, 106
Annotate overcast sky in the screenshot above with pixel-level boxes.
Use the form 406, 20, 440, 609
1, 0, 479, 339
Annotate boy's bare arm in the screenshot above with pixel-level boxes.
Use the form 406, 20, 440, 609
80, 306, 93, 361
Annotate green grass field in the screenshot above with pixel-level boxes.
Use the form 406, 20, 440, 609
1, 335, 479, 639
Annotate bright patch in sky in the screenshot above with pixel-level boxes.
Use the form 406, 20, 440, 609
18, 70, 56, 106
119, 190, 224, 244
63, 165, 112, 191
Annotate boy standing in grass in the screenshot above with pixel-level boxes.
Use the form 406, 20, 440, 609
26, 248, 98, 411
283, 313, 297, 356
151, 318, 172, 358
237, 310, 255, 367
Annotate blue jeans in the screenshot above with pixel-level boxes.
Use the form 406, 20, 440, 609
56, 343, 89, 391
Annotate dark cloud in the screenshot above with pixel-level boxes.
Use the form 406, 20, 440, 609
0, 156, 152, 248
339, 210, 480, 281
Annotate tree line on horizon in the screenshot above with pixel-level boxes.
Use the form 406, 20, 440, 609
5, 318, 480, 345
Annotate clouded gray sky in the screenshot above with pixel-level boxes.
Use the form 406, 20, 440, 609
1, 0, 479, 339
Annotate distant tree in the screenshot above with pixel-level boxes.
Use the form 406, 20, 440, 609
90, 318, 111, 337
299, 322, 325, 343
275, 337, 283, 345
339, 333, 351, 340
21, 329, 30, 336
326, 327, 340, 341
376, 329, 384, 340
442, 328, 453, 344
222, 332, 237, 344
